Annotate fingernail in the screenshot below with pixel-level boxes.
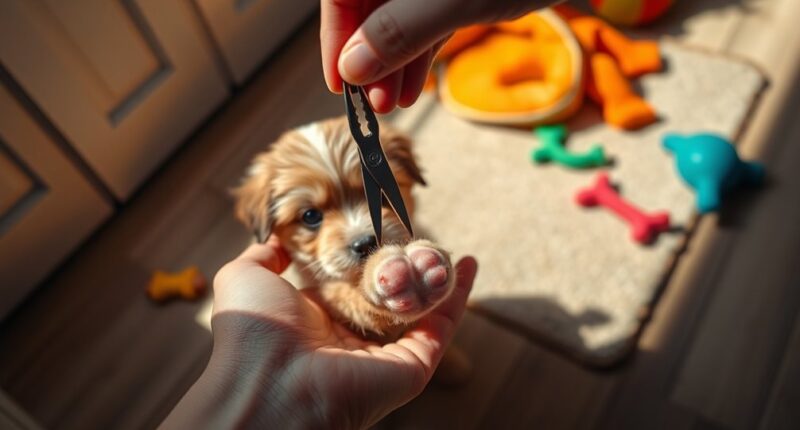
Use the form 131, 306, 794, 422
340, 41, 382, 83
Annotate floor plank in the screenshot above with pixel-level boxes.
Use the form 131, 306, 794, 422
477, 346, 616, 430
377, 312, 528, 430
759, 305, 800, 430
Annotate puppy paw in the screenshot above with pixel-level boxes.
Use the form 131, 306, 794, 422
363, 240, 454, 317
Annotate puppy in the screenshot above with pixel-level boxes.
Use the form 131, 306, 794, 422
233, 116, 457, 338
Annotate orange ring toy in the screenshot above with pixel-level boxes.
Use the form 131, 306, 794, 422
438, 10, 584, 126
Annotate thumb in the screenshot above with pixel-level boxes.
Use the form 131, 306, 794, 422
338, 0, 466, 85
236, 235, 292, 274
402, 256, 478, 353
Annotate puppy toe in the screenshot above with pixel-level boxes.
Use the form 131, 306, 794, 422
408, 247, 450, 297
376, 257, 414, 297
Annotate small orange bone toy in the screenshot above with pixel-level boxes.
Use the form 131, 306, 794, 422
146, 266, 207, 302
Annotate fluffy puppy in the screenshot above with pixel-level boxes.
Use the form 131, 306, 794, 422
233, 116, 456, 337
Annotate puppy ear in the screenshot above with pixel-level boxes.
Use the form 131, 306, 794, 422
232, 154, 274, 243
380, 125, 427, 186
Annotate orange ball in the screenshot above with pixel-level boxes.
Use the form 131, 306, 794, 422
590, 0, 674, 26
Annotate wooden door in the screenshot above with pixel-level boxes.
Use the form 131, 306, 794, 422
196, 0, 318, 83
0, 84, 112, 321
0, 0, 230, 199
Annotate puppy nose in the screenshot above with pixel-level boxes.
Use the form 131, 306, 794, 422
350, 235, 377, 259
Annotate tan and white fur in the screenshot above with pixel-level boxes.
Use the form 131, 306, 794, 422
233, 116, 457, 338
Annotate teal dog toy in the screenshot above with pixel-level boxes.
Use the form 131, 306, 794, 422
531, 125, 608, 169
663, 133, 765, 213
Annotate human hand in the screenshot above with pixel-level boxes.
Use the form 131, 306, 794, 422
161, 236, 478, 429
321, 0, 562, 113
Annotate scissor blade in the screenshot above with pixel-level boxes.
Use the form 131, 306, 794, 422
361, 161, 383, 244
370, 163, 414, 238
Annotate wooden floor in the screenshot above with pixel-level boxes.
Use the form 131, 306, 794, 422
2, 1, 800, 429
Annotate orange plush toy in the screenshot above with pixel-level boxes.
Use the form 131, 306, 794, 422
557, 4, 661, 129
433, 6, 662, 130
437, 9, 585, 127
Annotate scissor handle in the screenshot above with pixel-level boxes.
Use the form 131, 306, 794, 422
343, 83, 380, 139
343, 83, 387, 170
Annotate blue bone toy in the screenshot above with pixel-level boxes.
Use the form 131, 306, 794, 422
663, 133, 765, 213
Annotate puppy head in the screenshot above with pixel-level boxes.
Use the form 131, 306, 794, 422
234, 116, 425, 282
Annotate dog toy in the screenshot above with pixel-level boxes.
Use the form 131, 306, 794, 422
146, 266, 207, 302
555, 5, 660, 129
432, 7, 661, 129
663, 133, 765, 213
590, 0, 674, 27
566, 14, 661, 78
588, 52, 657, 129
576, 173, 671, 244
437, 10, 585, 126
531, 124, 608, 168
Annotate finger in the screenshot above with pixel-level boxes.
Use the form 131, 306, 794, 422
397, 49, 434, 108
213, 239, 302, 318
393, 256, 478, 367
431, 35, 452, 58
422, 256, 477, 330
338, 0, 467, 85
365, 69, 403, 113
396, 36, 449, 107
236, 235, 292, 274
320, 0, 363, 93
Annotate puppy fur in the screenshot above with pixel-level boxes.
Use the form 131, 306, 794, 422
233, 116, 456, 337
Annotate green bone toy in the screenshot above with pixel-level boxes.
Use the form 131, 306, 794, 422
531, 125, 608, 169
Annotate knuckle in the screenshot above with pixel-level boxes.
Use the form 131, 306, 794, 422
213, 261, 240, 290
372, 9, 419, 61
466, 0, 531, 23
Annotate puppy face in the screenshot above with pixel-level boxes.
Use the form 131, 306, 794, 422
234, 116, 425, 283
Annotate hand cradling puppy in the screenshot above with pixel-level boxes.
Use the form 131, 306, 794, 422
233, 116, 456, 337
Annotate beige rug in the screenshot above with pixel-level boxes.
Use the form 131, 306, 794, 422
387, 42, 765, 366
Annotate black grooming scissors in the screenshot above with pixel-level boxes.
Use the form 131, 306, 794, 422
343, 83, 414, 244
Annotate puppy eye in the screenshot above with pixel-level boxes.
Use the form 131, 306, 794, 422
301, 209, 323, 228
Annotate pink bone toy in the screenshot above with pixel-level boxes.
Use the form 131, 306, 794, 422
576, 173, 671, 244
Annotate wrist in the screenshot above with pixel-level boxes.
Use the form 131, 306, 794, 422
161, 313, 327, 429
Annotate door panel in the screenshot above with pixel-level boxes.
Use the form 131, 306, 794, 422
0, 84, 112, 321
196, 0, 318, 83
40, 0, 161, 103
0, 0, 230, 199
0, 151, 35, 217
